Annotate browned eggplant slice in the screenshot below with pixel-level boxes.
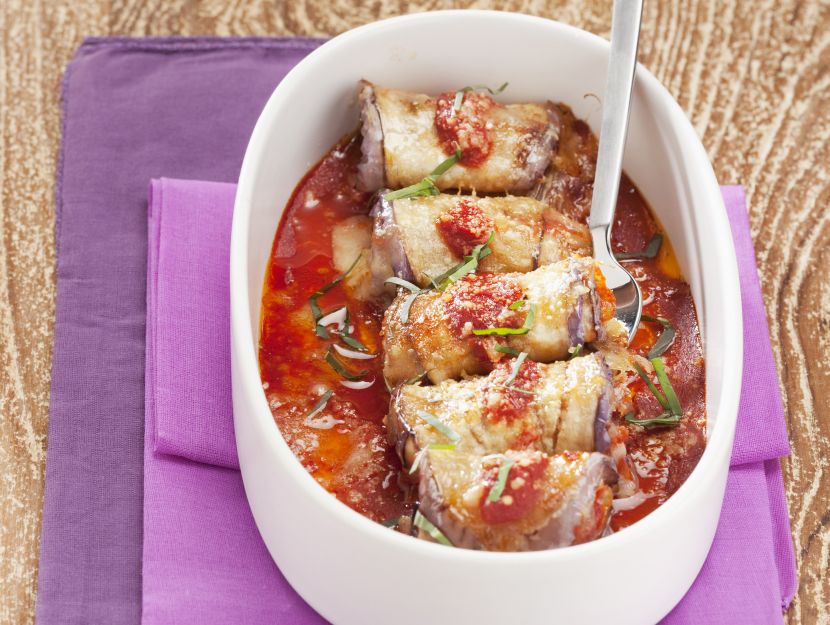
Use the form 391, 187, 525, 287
387, 353, 613, 477
357, 81, 558, 194
415, 448, 617, 551
364, 193, 590, 295
382, 258, 612, 385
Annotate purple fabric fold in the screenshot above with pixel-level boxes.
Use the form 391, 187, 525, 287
721, 186, 791, 466
144, 178, 797, 625
37, 37, 323, 625
144, 179, 324, 623
149, 179, 239, 469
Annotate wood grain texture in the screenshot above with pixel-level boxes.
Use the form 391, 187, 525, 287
0, 1, 826, 623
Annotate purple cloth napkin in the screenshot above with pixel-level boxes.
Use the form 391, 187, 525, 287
38, 37, 323, 625
145, 179, 796, 625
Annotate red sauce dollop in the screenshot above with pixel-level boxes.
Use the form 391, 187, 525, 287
435, 199, 494, 257
480, 453, 550, 524
434, 91, 496, 167
443, 273, 523, 337
482, 359, 542, 424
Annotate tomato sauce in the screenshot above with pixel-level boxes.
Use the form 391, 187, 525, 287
483, 359, 543, 424
434, 91, 496, 167
608, 176, 707, 530
259, 137, 410, 523
480, 453, 549, 524
444, 273, 524, 336
436, 199, 494, 257
259, 111, 707, 535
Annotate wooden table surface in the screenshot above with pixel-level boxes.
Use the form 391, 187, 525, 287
1, 1, 828, 623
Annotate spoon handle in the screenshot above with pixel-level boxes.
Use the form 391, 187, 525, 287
588, 0, 644, 235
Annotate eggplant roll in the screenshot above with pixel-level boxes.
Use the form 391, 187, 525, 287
367, 193, 590, 292
416, 448, 616, 551
358, 81, 558, 194
388, 353, 612, 475
382, 258, 611, 385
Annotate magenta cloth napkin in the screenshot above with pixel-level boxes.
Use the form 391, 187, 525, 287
37, 37, 323, 625
146, 179, 796, 625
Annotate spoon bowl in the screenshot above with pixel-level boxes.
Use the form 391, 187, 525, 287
591, 229, 642, 337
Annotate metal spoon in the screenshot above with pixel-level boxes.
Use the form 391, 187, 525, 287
589, 0, 644, 343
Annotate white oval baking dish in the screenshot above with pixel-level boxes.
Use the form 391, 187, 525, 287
231, 11, 742, 625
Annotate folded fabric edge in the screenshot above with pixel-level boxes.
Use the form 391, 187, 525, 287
34, 39, 106, 621
764, 459, 798, 611
146, 177, 163, 455
143, 178, 162, 606
53, 43, 84, 251
147, 177, 241, 471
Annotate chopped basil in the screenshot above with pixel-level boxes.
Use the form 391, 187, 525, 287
443, 232, 494, 286
424, 272, 441, 290
304, 390, 333, 419
642, 315, 676, 359
404, 371, 429, 385
632, 361, 669, 411
492, 384, 536, 397
630, 357, 683, 422
409, 443, 457, 475
385, 276, 421, 293
338, 308, 367, 351
385, 277, 426, 325
615, 233, 663, 260
416, 410, 461, 444
651, 357, 682, 416
486, 456, 514, 503
324, 347, 367, 381
494, 344, 522, 356
473, 302, 536, 336
384, 147, 462, 201
409, 447, 428, 475
340, 333, 366, 351
431, 146, 462, 177
399, 292, 420, 324
570, 344, 584, 359
309, 255, 362, 338
503, 351, 528, 387
383, 179, 439, 201
380, 517, 400, 528
413, 511, 453, 546
442, 251, 483, 285
453, 82, 509, 111
624, 412, 682, 428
